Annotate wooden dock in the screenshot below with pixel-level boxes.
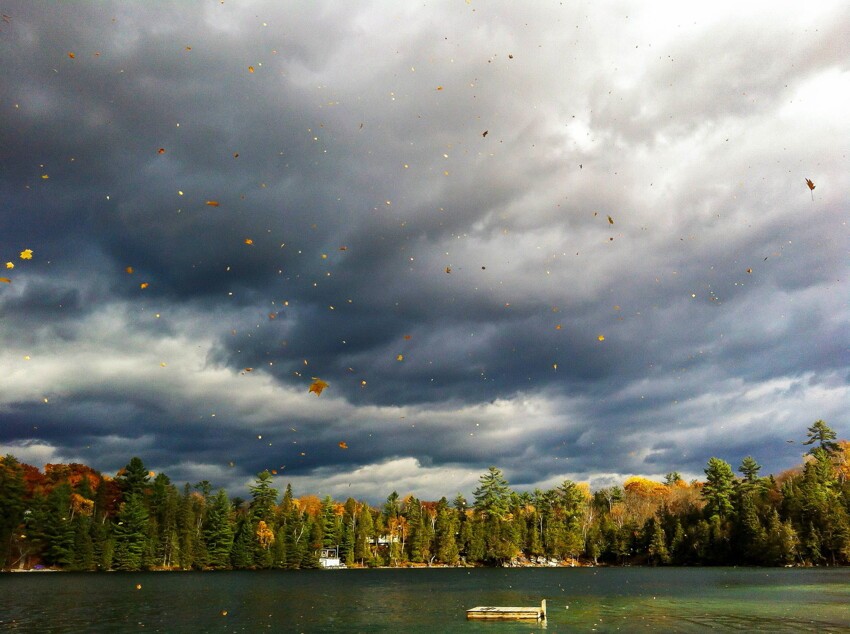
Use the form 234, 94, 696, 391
467, 599, 547, 621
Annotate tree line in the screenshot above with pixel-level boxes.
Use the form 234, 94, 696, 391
1, 420, 848, 571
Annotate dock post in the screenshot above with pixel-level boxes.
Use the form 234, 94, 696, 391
541, 599, 547, 620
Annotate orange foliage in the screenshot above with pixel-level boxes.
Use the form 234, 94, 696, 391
297, 494, 322, 517
256, 520, 275, 549
71, 493, 95, 517
623, 476, 669, 499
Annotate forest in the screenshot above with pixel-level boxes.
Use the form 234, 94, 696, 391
1, 420, 848, 571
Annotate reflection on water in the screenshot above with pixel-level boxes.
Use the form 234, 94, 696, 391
1, 567, 848, 632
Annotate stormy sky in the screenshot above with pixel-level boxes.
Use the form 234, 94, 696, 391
1, 1, 848, 503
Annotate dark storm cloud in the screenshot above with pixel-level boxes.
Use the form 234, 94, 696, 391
1, 1, 847, 500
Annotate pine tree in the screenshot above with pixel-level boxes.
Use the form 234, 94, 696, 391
702, 457, 736, 520
204, 489, 234, 569
0, 455, 27, 569
473, 467, 511, 519
116, 457, 150, 500
113, 493, 149, 570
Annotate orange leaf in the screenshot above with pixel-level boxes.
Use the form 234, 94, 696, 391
403, 334, 412, 340
248, 66, 255, 73
0, 277, 11, 284
308, 379, 328, 396
68, 52, 75, 59
125, 266, 134, 274
140, 282, 149, 289
268, 313, 277, 320
157, 148, 166, 154
338, 441, 348, 449
805, 178, 815, 191
205, 200, 220, 207
244, 238, 253, 245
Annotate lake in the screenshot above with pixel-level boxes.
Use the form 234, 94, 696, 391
1, 567, 848, 632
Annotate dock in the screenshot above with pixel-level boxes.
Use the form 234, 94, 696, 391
466, 599, 547, 621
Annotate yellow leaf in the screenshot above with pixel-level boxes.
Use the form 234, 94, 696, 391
41, 174, 49, 179
244, 238, 253, 245
396, 354, 404, 361
308, 378, 328, 396
140, 282, 149, 289
597, 334, 605, 341
5, 262, 13, 269
20, 249, 33, 260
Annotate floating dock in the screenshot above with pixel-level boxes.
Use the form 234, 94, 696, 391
467, 599, 546, 621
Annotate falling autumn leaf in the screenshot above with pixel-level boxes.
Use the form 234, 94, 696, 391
482, 130, 488, 137
607, 215, 614, 225
205, 200, 220, 207
68, 52, 75, 59
746, 268, 752, 274
140, 282, 149, 289
268, 313, 277, 320
597, 334, 605, 341
5, 262, 13, 269
338, 441, 348, 449
125, 266, 134, 274
19, 249, 33, 260
396, 354, 404, 361
445, 266, 452, 274
157, 148, 166, 154
0, 277, 10, 284
403, 334, 412, 340
308, 378, 328, 396
248, 66, 255, 73
805, 178, 815, 200
338, 246, 348, 251
244, 238, 254, 245
436, 86, 443, 91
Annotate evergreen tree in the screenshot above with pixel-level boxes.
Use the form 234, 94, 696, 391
0, 455, 27, 569
42, 483, 75, 567
204, 489, 234, 569
249, 471, 278, 523
230, 517, 255, 569
702, 457, 736, 520
473, 467, 511, 519
116, 457, 150, 500
113, 493, 149, 570
434, 498, 459, 564
803, 420, 840, 455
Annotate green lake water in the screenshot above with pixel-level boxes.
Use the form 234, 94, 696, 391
1, 567, 848, 632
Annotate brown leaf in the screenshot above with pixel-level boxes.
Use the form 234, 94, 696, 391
805, 178, 815, 191
338, 441, 348, 449
308, 378, 328, 396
